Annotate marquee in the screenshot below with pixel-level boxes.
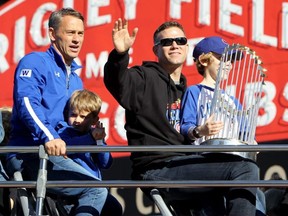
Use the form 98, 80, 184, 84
1, 0, 288, 153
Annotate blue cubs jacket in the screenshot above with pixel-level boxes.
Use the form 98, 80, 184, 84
8, 45, 83, 151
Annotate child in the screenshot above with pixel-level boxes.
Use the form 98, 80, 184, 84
180, 36, 265, 216
180, 36, 230, 142
56, 89, 122, 216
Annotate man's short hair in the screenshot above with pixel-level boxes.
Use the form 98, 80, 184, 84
153, 21, 186, 44
48, 7, 84, 31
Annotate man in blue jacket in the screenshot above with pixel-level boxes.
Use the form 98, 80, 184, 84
7, 8, 108, 216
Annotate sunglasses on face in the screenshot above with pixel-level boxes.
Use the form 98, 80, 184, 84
155, 37, 187, 46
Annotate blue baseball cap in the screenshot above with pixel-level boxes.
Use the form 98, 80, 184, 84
193, 36, 229, 61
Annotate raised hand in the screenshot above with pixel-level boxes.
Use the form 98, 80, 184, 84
91, 121, 106, 140
112, 18, 138, 53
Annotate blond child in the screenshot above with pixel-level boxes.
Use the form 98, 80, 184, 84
57, 89, 122, 216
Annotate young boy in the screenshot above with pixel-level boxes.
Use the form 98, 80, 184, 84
56, 89, 122, 216
180, 36, 265, 216
180, 36, 231, 141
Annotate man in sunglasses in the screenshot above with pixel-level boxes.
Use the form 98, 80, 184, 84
104, 19, 188, 163
104, 19, 244, 215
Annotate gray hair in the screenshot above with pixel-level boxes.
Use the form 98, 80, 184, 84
48, 8, 84, 31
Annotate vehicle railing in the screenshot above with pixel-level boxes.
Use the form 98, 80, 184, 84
1, 144, 288, 190
1, 144, 288, 153
1, 179, 288, 188
0, 144, 288, 215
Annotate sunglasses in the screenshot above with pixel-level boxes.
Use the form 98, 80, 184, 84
155, 37, 187, 47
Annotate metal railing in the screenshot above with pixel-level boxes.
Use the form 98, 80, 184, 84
1, 144, 288, 153
0, 144, 288, 188
1, 144, 288, 215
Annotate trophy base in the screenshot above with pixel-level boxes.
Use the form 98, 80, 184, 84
201, 138, 257, 161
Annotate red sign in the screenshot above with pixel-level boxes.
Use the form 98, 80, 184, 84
1, 0, 288, 153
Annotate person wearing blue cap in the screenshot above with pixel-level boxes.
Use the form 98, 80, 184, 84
181, 36, 232, 144
180, 36, 262, 215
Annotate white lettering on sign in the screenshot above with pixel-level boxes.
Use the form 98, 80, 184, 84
219, 0, 244, 36
87, 0, 111, 26
110, 188, 126, 212
0, 1, 287, 75
30, 3, 55, 46
136, 188, 155, 214
14, 16, 26, 63
198, 0, 211, 25
170, 0, 192, 19
252, 0, 277, 47
85, 51, 109, 78
63, 0, 74, 8
282, 3, 288, 48
124, 0, 138, 20
110, 187, 160, 215
257, 81, 277, 126
114, 105, 127, 141
0, 33, 9, 73
282, 83, 288, 123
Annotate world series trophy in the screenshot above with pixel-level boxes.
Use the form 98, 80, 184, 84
201, 44, 267, 160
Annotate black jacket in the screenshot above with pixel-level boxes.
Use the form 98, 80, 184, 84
104, 49, 189, 174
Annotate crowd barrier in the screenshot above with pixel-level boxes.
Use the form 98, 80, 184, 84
0, 144, 288, 215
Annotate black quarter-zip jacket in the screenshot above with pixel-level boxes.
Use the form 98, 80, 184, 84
104, 49, 189, 175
